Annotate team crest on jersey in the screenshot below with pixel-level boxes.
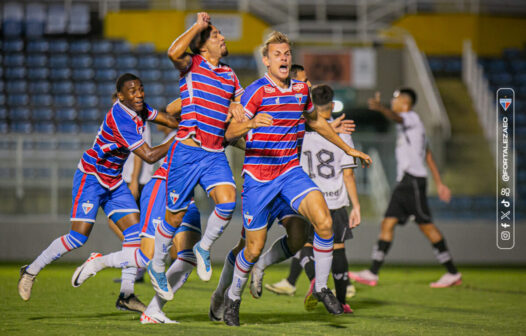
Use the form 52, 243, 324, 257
295, 94, 303, 105
244, 212, 253, 225
499, 98, 512, 111
264, 86, 276, 93
82, 201, 93, 215
169, 191, 179, 204
293, 83, 304, 92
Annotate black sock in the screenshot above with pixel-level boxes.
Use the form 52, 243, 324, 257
300, 246, 315, 281
370, 240, 391, 275
432, 239, 458, 274
332, 248, 349, 305
286, 254, 302, 286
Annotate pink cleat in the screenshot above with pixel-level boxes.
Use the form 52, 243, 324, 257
348, 270, 378, 287
430, 272, 462, 288
342, 303, 353, 314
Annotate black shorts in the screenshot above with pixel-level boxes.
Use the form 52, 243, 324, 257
385, 173, 433, 225
306, 207, 353, 244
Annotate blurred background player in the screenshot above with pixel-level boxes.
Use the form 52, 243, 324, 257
349, 89, 461, 288
18, 73, 180, 301
149, 12, 245, 297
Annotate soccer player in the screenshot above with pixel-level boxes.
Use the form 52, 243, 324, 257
349, 89, 461, 288
220, 31, 371, 326
17, 73, 180, 301
148, 12, 245, 298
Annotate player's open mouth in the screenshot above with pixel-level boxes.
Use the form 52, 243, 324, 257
134, 101, 144, 109
279, 65, 288, 75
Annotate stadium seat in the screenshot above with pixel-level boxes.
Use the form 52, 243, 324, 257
138, 56, 160, 69
54, 95, 75, 107
0, 94, 5, 106
92, 40, 113, 54
164, 84, 180, 97
68, 3, 91, 34
94, 69, 117, 81
503, 48, 522, 59
70, 40, 92, 54
0, 121, 8, 133
26, 54, 48, 67
162, 70, 180, 81
80, 122, 101, 134
49, 55, 70, 68
0, 80, 4, 92
513, 73, 526, 86
4, 54, 25, 67
32, 107, 54, 121
6, 81, 27, 94
11, 121, 32, 133
56, 122, 79, 134
510, 60, 526, 73
96, 82, 115, 96
26, 39, 49, 53
72, 69, 94, 81
48, 39, 69, 53
148, 96, 167, 109
70, 55, 93, 68
46, 5, 67, 34
0, 108, 7, 119
7, 94, 29, 107
113, 40, 132, 53
144, 82, 164, 96
141, 70, 162, 81
5, 67, 27, 80
160, 57, 174, 70
50, 68, 72, 80
487, 59, 508, 73
34, 122, 55, 134
25, 3, 46, 38
74, 81, 97, 95
2, 2, 24, 37
77, 95, 99, 108
2, 39, 24, 52
8, 107, 31, 120
52, 81, 74, 94
135, 43, 156, 54
78, 108, 100, 121
56, 108, 77, 121
93, 55, 116, 69
31, 94, 53, 107
116, 55, 138, 69
28, 81, 51, 94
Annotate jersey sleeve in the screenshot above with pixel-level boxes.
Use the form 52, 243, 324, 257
241, 84, 264, 119
340, 134, 357, 169
304, 87, 315, 113
143, 102, 158, 121
233, 71, 245, 98
111, 111, 145, 151
400, 112, 419, 128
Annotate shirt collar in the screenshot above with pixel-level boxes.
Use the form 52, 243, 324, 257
117, 101, 138, 119
264, 73, 292, 93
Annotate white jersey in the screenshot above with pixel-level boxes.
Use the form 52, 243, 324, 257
122, 121, 154, 185
300, 128, 357, 210
395, 111, 428, 181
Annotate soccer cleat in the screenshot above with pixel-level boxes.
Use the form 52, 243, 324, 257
115, 293, 146, 313
249, 267, 264, 299
342, 303, 354, 314
147, 262, 173, 301
71, 253, 103, 287
193, 242, 212, 282
313, 287, 344, 315
304, 278, 318, 311
140, 310, 179, 324
223, 295, 241, 327
430, 272, 462, 288
209, 292, 225, 322
18, 265, 36, 301
348, 269, 378, 286
265, 279, 296, 296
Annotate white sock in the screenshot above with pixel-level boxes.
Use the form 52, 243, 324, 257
254, 235, 292, 271
101, 247, 149, 269
199, 202, 235, 250
120, 267, 137, 297
227, 248, 254, 301
313, 233, 334, 292
152, 220, 177, 272
214, 250, 236, 297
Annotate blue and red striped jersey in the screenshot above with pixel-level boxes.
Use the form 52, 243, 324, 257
78, 101, 158, 190
241, 74, 314, 182
176, 54, 244, 152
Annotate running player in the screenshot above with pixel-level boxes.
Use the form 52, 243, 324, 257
220, 31, 371, 326
349, 89, 461, 288
148, 12, 245, 299
17, 73, 179, 301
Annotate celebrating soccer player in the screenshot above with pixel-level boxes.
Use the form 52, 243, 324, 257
349, 89, 461, 288
220, 31, 371, 326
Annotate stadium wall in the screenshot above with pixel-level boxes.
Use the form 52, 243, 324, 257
393, 14, 526, 56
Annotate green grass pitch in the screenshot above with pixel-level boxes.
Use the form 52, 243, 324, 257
1, 263, 525, 335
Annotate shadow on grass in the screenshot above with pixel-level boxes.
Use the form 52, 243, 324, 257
461, 284, 526, 296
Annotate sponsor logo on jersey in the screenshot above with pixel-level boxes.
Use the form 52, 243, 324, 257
244, 211, 253, 226
264, 86, 276, 93
499, 98, 512, 111
295, 93, 303, 105
82, 201, 94, 215
293, 83, 304, 92
169, 191, 179, 204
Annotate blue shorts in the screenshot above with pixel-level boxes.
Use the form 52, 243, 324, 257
241, 200, 302, 239
70, 169, 139, 223
242, 167, 319, 231
139, 178, 201, 238
166, 141, 235, 212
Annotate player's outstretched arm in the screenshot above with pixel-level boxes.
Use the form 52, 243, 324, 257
343, 168, 361, 228
151, 111, 179, 129
305, 110, 371, 167
166, 98, 182, 120
224, 113, 273, 141
330, 114, 355, 134
426, 147, 451, 203
368, 92, 403, 123
132, 138, 175, 164
167, 12, 210, 71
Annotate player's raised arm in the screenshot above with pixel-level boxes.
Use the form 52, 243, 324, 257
368, 91, 403, 123
151, 110, 179, 129
166, 98, 182, 119
426, 147, 451, 203
167, 12, 210, 71
224, 113, 273, 141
